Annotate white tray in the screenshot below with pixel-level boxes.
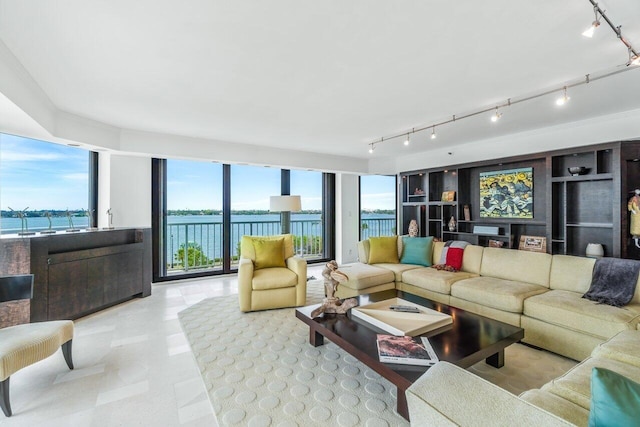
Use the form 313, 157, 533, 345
351, 297, 452, 336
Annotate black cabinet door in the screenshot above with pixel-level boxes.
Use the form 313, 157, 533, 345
48, 259, 89, 320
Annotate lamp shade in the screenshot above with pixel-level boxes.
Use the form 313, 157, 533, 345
269, 195, 301, 212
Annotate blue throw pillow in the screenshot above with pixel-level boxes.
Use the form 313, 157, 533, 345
589, 367, 640, 427
400, 236, 434, 267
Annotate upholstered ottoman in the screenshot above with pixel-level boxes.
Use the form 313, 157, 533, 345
0, 320, 74, 417
335, 263, 395, 298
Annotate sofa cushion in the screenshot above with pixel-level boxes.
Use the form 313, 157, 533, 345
480, 247, 552, 288
523, 289, 640, 340
549, 255, 595, 293
591, 330, 640, 368
589, 367, 640, 427
252, 267, 297, 290
432, 242, 484, 274
252, 237, 286, 269
368, 236, 399, 264
372, 263, 422, 282
400, 236, 433, 267
519, 389, 589, 427
402, 268, 477, 296
241, 234, 294, 261
339, 263, 395, 291
544, 356, 640, 410
451, 277, 548, 313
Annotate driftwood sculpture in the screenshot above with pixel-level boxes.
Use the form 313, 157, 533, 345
310, 261, 358, 318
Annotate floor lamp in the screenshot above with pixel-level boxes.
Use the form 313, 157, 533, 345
270, 195, 301, 234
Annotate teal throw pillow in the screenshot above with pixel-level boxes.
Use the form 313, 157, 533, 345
400, 236, 434, 267
588, 367, 640, 427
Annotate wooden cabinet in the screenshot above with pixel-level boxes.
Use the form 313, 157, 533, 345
400, 142, 640, 258
0, 228, 151, 321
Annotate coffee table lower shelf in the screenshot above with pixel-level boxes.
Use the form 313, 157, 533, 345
295, 290, 525, 421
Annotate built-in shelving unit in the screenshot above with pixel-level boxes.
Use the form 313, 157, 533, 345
400, 142, 640, 258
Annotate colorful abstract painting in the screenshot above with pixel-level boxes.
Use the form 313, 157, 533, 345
479, 167, 533, 218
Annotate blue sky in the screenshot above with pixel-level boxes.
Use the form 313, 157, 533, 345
0, 133, 397, 212
360, 175, 396, 211
0, 133, 89, 210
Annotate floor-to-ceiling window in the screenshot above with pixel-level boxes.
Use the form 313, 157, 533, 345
165, 160, 224, 273
153, 159, 334, 280
360, 175, 397, 239
0, 133, 96, 234
290, 169, 324, 259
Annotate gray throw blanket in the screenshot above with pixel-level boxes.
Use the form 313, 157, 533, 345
583, 258, 640, 307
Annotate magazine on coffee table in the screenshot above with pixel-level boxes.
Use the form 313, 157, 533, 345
376, 334, 439, 366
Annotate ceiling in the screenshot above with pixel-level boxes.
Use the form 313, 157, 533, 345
0, 0, 639, 162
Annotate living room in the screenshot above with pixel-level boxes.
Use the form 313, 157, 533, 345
1, 1, 640, 426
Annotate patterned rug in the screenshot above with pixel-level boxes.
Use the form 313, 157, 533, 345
178, 281, 576, 426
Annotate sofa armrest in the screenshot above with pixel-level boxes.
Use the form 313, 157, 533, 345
406, 362, 574, 427
287, 256, 307, 306
238, 258, 254, 312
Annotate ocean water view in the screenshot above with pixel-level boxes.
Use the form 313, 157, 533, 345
1, 213, 396, 271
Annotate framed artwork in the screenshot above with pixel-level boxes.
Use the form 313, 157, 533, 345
479, 167, 533, 218
519, 235, 546, 252
441, 191, 456, 202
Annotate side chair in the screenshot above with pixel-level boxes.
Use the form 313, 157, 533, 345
0, 274, 74, 417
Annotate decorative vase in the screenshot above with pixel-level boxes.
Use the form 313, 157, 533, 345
448, 216, 456, 232
586, 243, 604, 258
408, 219, 419, 237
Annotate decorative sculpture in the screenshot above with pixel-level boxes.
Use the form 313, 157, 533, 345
448, 216, 457, 232
85, 209, 97, 230
8, 207, 35, 236
310, 261, 359, 318
104, 208, 115, 229
41, 211, 57, 234
65, 209, 80, 232
628, 189, 640, 248
408, 219, 419, 237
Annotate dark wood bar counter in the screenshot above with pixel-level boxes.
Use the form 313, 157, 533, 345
0, 228, 151, 322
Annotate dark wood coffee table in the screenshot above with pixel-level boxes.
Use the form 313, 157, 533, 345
295, 289, 524, 421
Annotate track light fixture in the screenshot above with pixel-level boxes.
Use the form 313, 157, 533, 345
490, 107, 502, 123
582, 5, 600, 38
404, 133, 410, 146
368, 143, 375, 154
430, 126, 437, 140
555, 86, 570, 106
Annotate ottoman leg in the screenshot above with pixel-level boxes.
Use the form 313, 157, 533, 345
1, 377, 11, 417
62, 340, 74, 370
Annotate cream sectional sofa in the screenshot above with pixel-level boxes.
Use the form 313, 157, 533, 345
338, 238, 640, 361
406, 329, 640, 426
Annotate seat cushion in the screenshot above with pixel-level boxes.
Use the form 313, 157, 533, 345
402, 268, 477, 296
591, 330, 640, 367
372, 263, 422, 282
251, 267, 297, 290
339, 263, 395, 291
451, 277, 548, 313
523, 290, 640, 339
0, 320, 74, 381
543, 356, 640, 410
519, 389, 589, 427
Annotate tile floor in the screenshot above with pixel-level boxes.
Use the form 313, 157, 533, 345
3, 266, 325, 426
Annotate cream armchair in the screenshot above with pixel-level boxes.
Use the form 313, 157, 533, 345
238, 234, 307, 312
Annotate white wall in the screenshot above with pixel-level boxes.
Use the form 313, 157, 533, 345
101, 154, 152, 228
335, 173, 360, 264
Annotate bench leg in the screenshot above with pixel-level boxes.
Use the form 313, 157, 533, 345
0, 377, 11, 417
62, 340, 74, 370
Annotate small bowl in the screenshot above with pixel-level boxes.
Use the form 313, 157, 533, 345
568, 166, 589, 176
